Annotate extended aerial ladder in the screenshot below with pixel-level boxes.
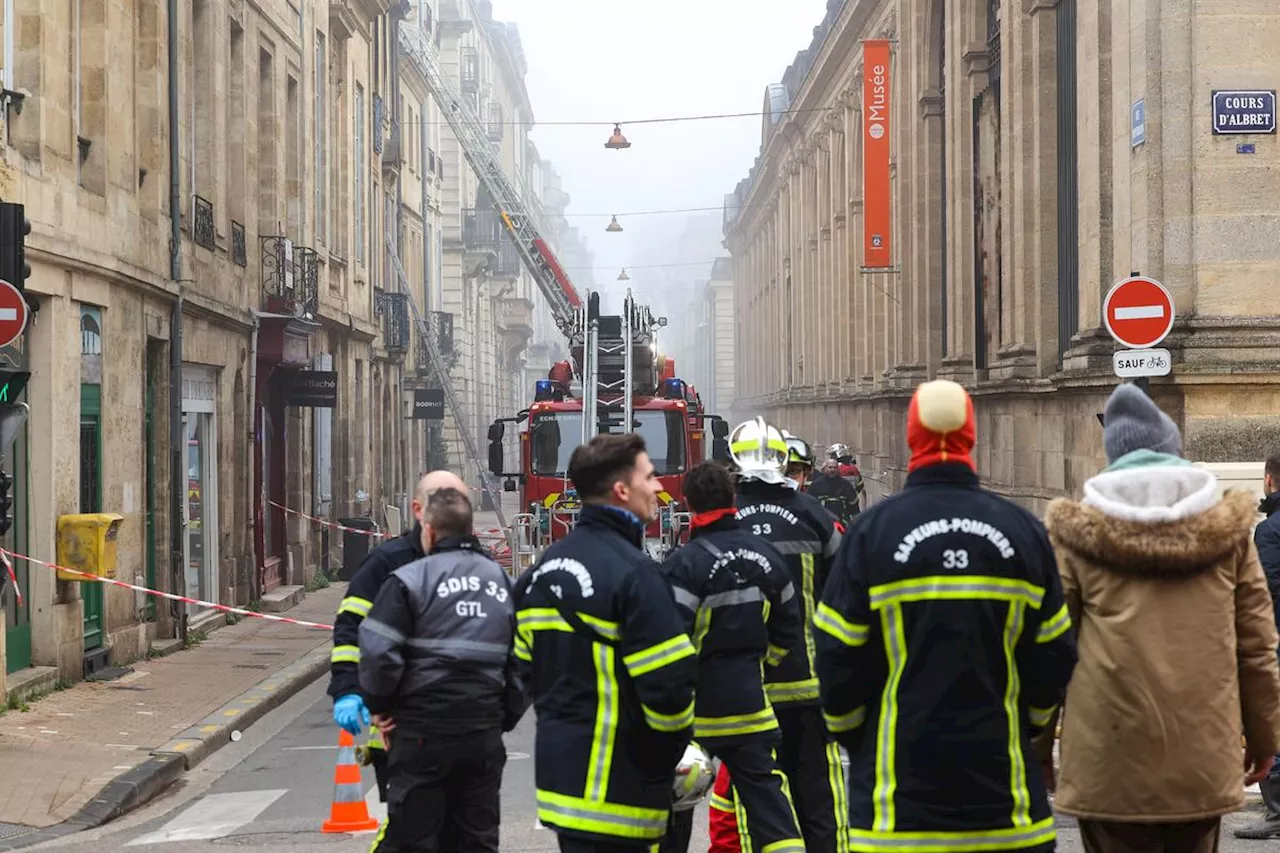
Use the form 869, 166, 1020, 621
576, 290, 664, 443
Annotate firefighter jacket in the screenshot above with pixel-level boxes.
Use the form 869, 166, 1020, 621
808, 472, 862, 527
660, 510, 803, 742
328, 526, 425, 701
512, 504, 699, 844
358, 536, 527, 737
734, 478, 842, 707
814, 462, 1077, 853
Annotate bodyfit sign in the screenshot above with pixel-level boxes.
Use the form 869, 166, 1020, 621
862, 39, 892, 270
412, 389, 445, 420
1212, 90, 1277, 135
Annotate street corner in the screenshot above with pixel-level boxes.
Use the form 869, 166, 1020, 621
154, 644, 331, 770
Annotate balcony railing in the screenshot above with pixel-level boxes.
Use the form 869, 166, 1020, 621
460, 48, 479, 93
231, 221, 247, 267
384, 292, 410, 353
463, 208, 502, 249
194, 195, 215, 250
417, 310, 457, 377
494, 238, 521, 278
373, 94, 385, 156
294, 247, 320, 317
261, 236, 318, 317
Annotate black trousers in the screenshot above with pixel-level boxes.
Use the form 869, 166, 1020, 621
659, 809, 694, 853
708, 736, 804, 853
775, 704, 847, 853
558, 836, 653, 853
372, 729, 506, 853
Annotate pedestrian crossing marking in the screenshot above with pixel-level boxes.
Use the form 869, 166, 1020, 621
125, 789, 287, 846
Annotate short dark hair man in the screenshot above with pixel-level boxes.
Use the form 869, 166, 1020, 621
1235, 451, 1280, 840
514, 433, 698, 853
660, 462, 804, 853
359, 486, 527, 853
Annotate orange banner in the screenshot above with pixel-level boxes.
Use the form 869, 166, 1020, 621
862, 39, 892, 269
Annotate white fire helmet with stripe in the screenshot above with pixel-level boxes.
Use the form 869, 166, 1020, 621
672, 742, 716, 812
729, 417, 789, 485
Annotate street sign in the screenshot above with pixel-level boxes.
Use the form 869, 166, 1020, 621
1112, 348, 1172, 379
1212, 90, 1277, 135
1103, 275, 1175, 350
1131, 98, 1146, 147
0, 280, 29, 350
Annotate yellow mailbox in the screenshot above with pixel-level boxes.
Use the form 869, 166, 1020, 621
56, 513, 125, 583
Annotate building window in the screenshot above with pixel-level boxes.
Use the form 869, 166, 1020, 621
315, 31, 328, 246
355, 83, 365, 264
80, 310, 102, 355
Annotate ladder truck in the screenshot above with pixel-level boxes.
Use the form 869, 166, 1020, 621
396, 27, 729, 566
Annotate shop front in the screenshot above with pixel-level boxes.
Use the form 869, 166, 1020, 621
182, 365, 219, 623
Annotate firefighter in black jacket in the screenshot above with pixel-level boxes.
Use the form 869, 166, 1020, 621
359, 486, 528, 853
814, 380, 1077, 853
329, 470, 467, 799
661, 461, 806, 853
513, 433, 698, 853
729, 418, 847, 853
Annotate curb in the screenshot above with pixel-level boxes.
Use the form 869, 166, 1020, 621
0, 644, 330, 851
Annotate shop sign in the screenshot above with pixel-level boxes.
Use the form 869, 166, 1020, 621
412, 389, 445, 420
286, 370, 337, 408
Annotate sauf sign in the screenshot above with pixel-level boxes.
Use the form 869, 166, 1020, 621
1212, 90, 1277, 135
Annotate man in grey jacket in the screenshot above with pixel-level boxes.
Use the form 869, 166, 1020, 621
359, 485, 528, 853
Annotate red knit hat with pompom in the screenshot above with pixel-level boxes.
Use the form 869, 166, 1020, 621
906, 380, 976, 473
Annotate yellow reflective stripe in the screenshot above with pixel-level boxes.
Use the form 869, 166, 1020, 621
824, 704, 867, 734
643, 698, 694, 733
801, 554, 818, 675
762, 841, 807, 853
765, 643, 789, 666
709, 792, 735, 813
692, 606, 713, 653
694, 706, 777, 738
331, 645, 360, 664
766, 678, 820, 704
623, 635, 696, 678
338, 596, 373, 618
1036, 603, 1071, 644
513, 632, 533, 662
535, 789, 668, 840
814, 602, 870, 647
827, 740, 850, 853
873, 604, 907, 832
1003, 602, 1032, 828
730, 437, 788, 455
1029, 704, 1057, 728
848, 816, 1056, 852
585, 642, 619, 800
578, 612, 621, 642
869, 575, 1045, 611
542, 492, 561, 508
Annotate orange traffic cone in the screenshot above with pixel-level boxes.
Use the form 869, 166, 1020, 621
321, 729, 381, 833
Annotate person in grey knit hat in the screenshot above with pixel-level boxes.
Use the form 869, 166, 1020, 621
1102, 383, 1181, 464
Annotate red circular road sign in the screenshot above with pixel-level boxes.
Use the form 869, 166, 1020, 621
1103, 275, 1175, 349
0, 279, 28, 350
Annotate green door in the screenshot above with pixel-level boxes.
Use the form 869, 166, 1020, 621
80, 384, 103, 650
4, 397, 32, 673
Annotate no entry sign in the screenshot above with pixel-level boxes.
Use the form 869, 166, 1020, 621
1103, 276, 1175, 350
0, 280, 29, 350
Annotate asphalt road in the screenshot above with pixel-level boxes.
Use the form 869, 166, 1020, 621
20, 679, 1272, 851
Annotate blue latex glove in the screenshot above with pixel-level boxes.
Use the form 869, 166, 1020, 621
333, 694, 370, 737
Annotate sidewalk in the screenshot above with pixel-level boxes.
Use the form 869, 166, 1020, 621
0, 583, 344, 845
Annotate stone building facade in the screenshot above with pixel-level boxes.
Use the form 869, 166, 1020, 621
0, 0, 429, 688
687, 257, 736, 421
723, 0, 1280, 513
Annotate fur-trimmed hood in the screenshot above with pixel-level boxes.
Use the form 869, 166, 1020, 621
1045, 466, 1257, 577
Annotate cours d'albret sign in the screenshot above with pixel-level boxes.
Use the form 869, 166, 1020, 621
1212, 90, 1277, 135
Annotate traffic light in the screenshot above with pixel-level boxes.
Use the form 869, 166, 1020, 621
0, 469, 14, 538
0, 202, 31, 292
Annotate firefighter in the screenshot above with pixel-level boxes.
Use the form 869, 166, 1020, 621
814, 379, 1077, 853
729, 418, 847, 853
780, 432, 816, 492
660, 461, 805, 853
808, 451, 862, 529
328, 469, 467, 800
358, 486, 528, 853
512, 433, 699, 853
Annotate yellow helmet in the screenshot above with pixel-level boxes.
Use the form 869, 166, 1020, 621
729, 417, 788, 476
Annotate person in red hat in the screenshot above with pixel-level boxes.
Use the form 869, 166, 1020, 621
814, 379, 1077, 853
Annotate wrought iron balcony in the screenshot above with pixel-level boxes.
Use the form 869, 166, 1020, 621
294, 247, 320, 318
231, 221, 247, 267
416, 310, 457, 377
383, 292, 411, 353
460, 48, 480, 93
194, 195, 215, 250
462, 208, 502, 249
373, 95, 385, 156
493, 238, 521, 279
260, 236, 318, 318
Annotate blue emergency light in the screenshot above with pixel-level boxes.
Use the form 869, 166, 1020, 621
661, 378, 685, 399
534, 379, 555, 401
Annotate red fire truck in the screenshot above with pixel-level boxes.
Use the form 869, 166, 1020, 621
487, 291, 729, 565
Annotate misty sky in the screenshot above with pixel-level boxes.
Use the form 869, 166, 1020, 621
491, 0, 829, 292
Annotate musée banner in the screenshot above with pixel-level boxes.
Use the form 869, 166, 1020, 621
862, 39, 892, 269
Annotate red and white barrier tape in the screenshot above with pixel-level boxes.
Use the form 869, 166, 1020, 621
267, 501, 510, 543
0, 547, 335, 631
0, 551, 23, 607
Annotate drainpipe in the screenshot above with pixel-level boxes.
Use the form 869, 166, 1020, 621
167, 0, 187, 645
246, 313, 260, 604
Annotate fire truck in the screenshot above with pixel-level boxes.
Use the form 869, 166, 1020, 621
486, 291, 730, 565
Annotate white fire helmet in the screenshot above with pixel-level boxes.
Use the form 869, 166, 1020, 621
671, 742, 716, 811
729, 417, 789, 480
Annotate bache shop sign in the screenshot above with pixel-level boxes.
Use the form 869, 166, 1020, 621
1212, 90, 1277, 135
